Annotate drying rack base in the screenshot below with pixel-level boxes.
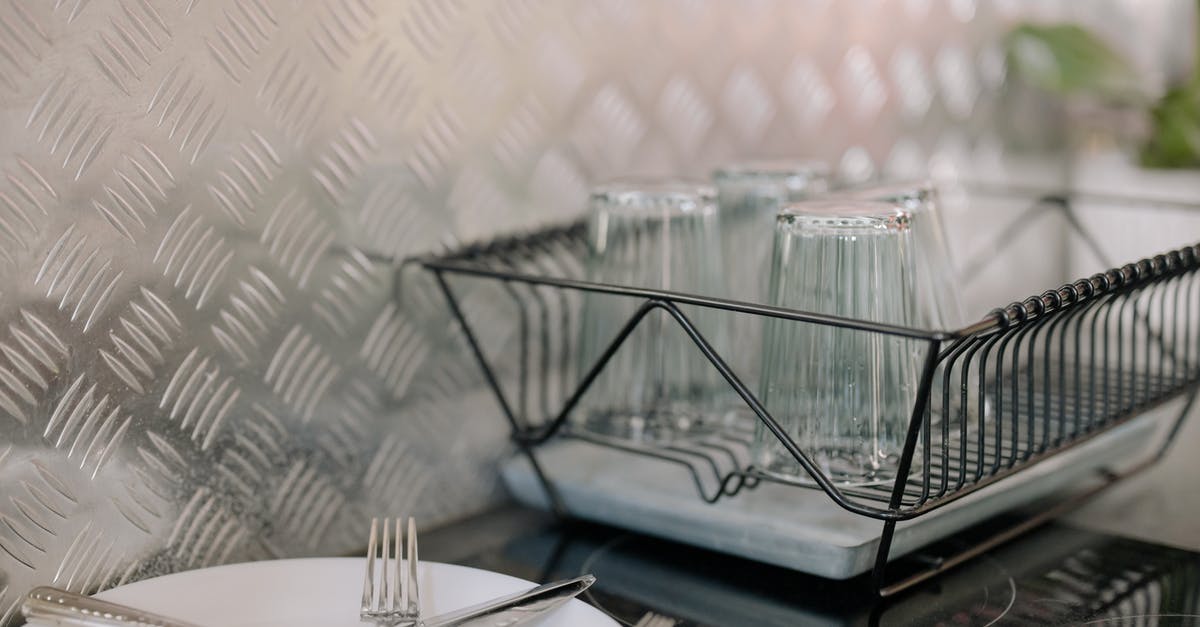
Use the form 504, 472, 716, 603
501, 394, 1189, 595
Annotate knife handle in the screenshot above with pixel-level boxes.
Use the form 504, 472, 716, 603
22, 587, 203, 627
423, 574, 596, 627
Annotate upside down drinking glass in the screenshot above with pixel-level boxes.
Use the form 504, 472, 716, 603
754, 201, 931, 485
713, 161, 831, 304
832, 181, 964, 329
574, 180, 732, 442
712, 162, 831, 404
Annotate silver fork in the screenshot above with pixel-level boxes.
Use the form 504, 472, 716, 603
361, 517, 420, 626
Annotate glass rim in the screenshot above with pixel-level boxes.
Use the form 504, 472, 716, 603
830, 179, 936, 208
712, 159, 831, 182
589, 179, 718, 216
776, 200, 911, 232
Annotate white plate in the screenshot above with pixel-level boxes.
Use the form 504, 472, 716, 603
38, 558, 616, 627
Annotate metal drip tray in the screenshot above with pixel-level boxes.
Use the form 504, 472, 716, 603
502, 403, 1169, 579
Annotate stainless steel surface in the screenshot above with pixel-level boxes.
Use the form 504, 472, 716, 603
21, 587, 198, 627
422, 574, 594, 627
0, 0, 1172, 624
362, 517, 420, 625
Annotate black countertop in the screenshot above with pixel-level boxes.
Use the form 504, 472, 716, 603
419, 398, 1200, 626
423, 504, 1200, 626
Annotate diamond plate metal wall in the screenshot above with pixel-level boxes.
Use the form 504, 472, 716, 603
0, 0, 1148, 622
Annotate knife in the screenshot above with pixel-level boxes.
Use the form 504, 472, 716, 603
21, 587, 201, 627
23, 574, 596, 627
422, 573, 595, 627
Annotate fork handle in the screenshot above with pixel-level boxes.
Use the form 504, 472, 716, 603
22, 587, 204, 627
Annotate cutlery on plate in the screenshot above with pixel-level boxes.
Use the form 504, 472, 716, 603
418, 573, 595, 627
21, 586, 204, 627
362, 516, 421, 625
362, 516, 596, 626
24, 516, 595, 627
24, 573, 596, 627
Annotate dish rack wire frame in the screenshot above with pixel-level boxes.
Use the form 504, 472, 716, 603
413, 185, 1200, 597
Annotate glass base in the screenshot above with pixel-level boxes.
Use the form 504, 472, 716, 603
756, 446, 907, 488
575, 407, 723, 443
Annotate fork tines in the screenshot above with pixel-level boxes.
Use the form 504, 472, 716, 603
361, 516, 420, 623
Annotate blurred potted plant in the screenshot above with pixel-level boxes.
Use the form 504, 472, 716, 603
1141, 32, 1200, 168
1004, 8, 1199, 169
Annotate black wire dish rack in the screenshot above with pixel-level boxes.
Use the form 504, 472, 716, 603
413, 182, 1200, 597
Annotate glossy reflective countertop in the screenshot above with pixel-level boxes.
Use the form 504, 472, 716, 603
424, 505, 1200, 627
422, 397, 1200, 626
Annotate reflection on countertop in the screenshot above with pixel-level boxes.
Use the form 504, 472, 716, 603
424, 505, 1200, 627
1065, 392, 1200, 553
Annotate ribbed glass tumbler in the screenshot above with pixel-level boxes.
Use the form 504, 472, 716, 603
712, 162, 830, 413
834, 181, 964, 329
713, 161, 830, 304
754, 201, 930, 486
574, 180, 731, 442
836, 182, 986, 433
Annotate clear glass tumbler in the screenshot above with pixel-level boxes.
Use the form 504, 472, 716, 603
832, 182, 985, 433
754, 201, 928, 485
712, 162, 830, 424
574, 180, 731, 442
832, 181, 964, 329
713, 161, 831, 304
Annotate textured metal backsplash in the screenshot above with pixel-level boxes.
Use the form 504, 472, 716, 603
0, 0, 1137, 621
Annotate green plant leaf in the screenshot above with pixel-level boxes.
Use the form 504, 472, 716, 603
1141, 85, 1200, 168
1006, 23, 1139, 98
